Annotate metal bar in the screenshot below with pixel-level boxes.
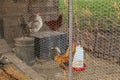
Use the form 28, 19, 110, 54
68, 0, 73, 80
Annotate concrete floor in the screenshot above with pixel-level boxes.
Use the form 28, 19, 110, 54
0, 39, 11, 53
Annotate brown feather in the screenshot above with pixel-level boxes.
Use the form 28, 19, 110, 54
45, 14, 63, 31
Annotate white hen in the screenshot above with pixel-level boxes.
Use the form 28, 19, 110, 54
28, 12, 43, 33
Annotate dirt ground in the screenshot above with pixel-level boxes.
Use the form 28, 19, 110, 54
32, 52, 120, 80
1, 39, 120, 80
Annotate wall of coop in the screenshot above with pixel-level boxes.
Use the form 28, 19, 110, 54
0, 0, 61, 43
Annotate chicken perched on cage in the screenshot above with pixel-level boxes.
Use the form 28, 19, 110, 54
45, 13, 63, 31
18, 12, 43, 36
50, 42, 76, 75
28, 12, 43, 33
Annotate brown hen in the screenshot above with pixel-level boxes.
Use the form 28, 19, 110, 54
45, 13, 63, 31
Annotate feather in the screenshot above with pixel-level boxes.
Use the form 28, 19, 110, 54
28, 13, 43, 33
45, 13, 63, 31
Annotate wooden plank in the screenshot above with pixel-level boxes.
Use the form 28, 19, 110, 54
0, 69, 10, 80
0, 64, 32, 80
3, 64, 32, 80
4, 53, 45, 80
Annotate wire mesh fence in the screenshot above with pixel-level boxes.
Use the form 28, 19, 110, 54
0, 0, 120, 80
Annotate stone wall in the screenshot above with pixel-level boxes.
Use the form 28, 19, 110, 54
1, 0, 59, 43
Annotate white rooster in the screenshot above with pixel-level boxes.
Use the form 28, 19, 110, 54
28, 12, 43, 33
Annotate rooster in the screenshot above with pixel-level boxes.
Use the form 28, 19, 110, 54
50, 42, 76, 75
45, 13, 63, 31
27, 12, 43, 33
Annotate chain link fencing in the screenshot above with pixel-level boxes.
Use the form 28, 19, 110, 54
0, 0, 120, 80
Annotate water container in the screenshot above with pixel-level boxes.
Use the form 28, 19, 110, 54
72, 45, 84, 68
14, 37, 35, 66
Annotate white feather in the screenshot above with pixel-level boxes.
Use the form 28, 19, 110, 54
28, 14, 43, 33
55, 47, 61, 53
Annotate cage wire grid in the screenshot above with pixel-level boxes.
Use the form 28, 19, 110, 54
0, 0, 120, 80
